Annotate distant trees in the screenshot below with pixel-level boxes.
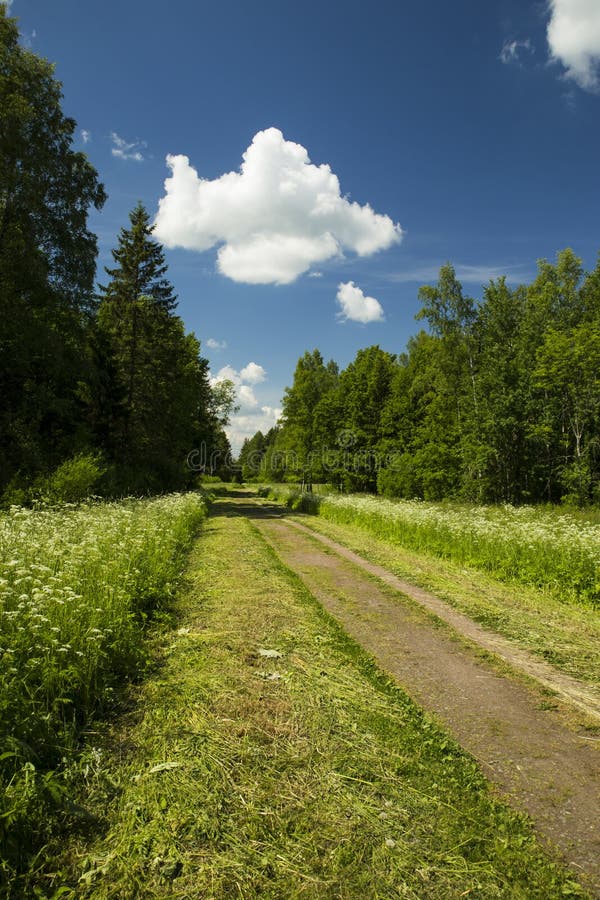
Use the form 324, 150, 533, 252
251, 249, 600, 506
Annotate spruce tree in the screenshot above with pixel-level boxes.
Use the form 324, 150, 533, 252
96, 204, 212, 491
99, 202, 176, 313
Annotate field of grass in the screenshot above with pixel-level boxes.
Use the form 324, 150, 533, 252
263, 486, 600, 608
41, 505, 586, 898
0, 492, 207, 889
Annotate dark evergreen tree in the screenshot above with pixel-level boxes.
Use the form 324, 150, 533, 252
99, 202, 176, 313
95, 204, 221, 491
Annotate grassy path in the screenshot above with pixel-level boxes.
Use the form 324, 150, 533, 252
253, 505, 600, 892
46, 495, 589, 898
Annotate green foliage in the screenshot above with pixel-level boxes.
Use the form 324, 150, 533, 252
94, 204, 230, 492
0, 8, 106, 491
265, 248, 600, 506
35, 452, 105, 503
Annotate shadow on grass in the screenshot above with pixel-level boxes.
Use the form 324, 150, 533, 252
210, 496, 289, 520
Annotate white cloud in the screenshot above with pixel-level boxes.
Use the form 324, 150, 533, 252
211, 365, 238, 385
336, 281, 384, 324
308, 271, 323, 278
240, 362, 266, 384
81, 129, 91, 145
111, 132, 146, 162
210, 361, 267, 410
238, 384, 258, 409
227, 406, 282, 454
499, 38, 534, 65
206, 337, 227, 350
154, 127, 402, 285
547, 0, 600, 91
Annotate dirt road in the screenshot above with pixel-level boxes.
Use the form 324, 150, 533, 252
220, 494, 600, 893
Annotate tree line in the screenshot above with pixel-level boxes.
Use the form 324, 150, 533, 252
0, 8, 231, 502
241, 249, 600, 505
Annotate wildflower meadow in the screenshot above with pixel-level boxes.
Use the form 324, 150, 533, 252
0, 492, 207, 880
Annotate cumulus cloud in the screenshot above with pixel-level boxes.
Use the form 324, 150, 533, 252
336, 281, 384, 324
111, 132, 146, 162
81, 129, 91, 145
206, 337, 227, 350
210, 361, 267, 410
499, 38, 534, 65
227, 406, 282, 454
154, 127, 402, 285
547, 0, 600, 91
240, 362, 266, 384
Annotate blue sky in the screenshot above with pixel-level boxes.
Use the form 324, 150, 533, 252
9, 0, 600, 449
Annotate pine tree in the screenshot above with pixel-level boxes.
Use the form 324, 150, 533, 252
99, 202, 176, 313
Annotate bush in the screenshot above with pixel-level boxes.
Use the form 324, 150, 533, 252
34, 453, 106, 504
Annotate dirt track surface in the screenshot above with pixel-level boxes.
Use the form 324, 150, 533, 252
215, 495, 600, 894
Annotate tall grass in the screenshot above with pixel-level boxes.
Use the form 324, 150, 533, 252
0, 492, 207, 882
265, 486, 600, 607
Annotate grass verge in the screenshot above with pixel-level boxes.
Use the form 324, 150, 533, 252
40, 505, 588, 898
257, 486, 599, 687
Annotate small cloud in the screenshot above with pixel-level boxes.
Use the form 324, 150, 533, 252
81, 129, 91, 145
21, 28, 37, 48
206, 337, 227, 350
547, 0, 600, 92
308, 271, 323, 278
240, 362, 266, 384
111, 131, 146, 162
336, 281, 384, 324
388, 262, 529, 285
154, 127, 402, 285
211, 365, 239, 386
499, 38, 534, 66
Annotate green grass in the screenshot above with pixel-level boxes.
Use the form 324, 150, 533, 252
0, 492, 207, 889
39, 505, 587, 898
263, 485, 600, 609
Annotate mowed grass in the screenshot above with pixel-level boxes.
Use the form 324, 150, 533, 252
0, 492, 207, 890
46, 504, 586, 898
